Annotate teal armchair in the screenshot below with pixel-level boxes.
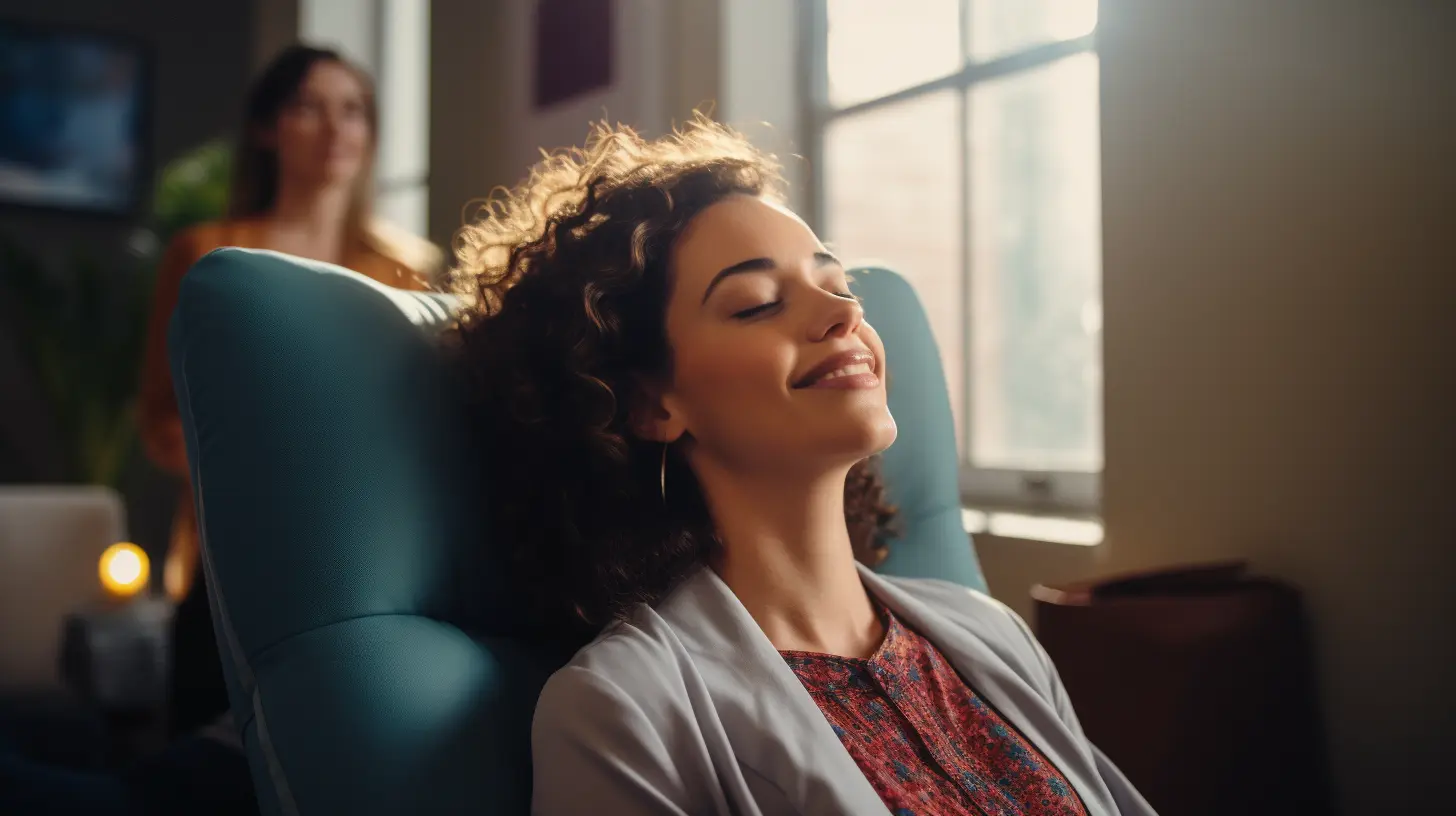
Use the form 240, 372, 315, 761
169, 249, 982, 814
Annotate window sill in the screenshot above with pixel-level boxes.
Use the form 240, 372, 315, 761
961, 507, 1103, 547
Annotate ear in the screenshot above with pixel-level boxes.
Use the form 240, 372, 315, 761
628, 377, 688, 444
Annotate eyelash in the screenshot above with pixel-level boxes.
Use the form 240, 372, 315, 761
732, 291, 857, 321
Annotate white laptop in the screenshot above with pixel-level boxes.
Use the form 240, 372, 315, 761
0, 485, 127, 692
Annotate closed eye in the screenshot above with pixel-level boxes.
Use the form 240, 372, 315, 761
733, 291, 855, 320
732, 300, 782, 320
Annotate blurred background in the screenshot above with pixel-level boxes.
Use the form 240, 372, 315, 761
0, 1, 1452, 814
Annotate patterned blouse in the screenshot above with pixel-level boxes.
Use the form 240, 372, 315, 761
780, 608, 1088, 816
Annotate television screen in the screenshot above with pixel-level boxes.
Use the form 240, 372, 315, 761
0, 22, 146, 215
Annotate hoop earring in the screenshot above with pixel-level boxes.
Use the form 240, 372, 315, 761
660, 442, 668, 501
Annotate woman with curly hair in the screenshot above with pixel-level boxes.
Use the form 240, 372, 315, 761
447, 118, 1154, 816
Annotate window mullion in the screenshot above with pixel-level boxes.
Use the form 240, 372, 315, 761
960, 0, 975, 465
802, 0, 831, 234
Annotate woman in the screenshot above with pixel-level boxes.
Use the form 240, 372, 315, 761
448, 119, 1155, 816
139, 44, 438, 738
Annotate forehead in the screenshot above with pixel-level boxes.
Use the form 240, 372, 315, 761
298, 61, 363, 97
669, 196, 822, 291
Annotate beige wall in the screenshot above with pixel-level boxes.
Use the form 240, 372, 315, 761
427, 0, 806, 245
493, 0, 671, 175
983, 1, 1456, 812
429, 0, 716, 246
428, 0, 510, 247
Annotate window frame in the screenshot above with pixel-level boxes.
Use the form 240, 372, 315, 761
303, 0, 432, 236
372, 0, 431, 238
801, 0, 1102, 516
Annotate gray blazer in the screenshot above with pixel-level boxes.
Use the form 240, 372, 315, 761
532, 565, 1158, 815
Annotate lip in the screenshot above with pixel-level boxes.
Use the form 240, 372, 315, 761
792, 348, 880, 390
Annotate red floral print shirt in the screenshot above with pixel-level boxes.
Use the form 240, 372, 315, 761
780, 608, 1088, 816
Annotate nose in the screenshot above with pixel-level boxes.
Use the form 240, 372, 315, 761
807, 288, 864, 343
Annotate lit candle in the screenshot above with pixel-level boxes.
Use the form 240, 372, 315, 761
98, 542, 150, 599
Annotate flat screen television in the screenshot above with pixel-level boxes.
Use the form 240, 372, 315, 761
0, 21, 147, 215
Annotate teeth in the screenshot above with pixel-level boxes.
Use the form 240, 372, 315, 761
819, 362, 872, 381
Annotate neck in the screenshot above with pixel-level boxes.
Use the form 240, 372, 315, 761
695, 458, 883, 658
267, 178, 355, 252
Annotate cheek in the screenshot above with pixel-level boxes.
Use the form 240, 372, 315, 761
673, 331, 792, 410
274, 121, 315, 155
341, 118, 371, 147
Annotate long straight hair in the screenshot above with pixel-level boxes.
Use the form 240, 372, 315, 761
227, 45, 377, 246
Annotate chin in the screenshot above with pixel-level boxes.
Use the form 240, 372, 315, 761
834, 408, 899, 463
322, 159, 363, 183
863, 410, 898, 456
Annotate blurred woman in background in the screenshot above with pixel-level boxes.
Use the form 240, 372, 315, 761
139, 43, 439, 740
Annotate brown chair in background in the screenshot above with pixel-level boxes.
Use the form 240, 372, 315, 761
1033, 562, 1334, 816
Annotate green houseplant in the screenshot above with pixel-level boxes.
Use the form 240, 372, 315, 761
0, 141, 233, 487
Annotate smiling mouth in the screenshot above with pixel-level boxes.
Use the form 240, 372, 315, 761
793, 351, 881, 390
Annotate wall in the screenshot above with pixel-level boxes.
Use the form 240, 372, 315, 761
428, 0, 508, 248
498, 0, 669, 175
429, 0, 675, 243
719, 0, 807, 213
428, 0, 803, 244
982, 1, 1456, 813
0, 0, 254, 259
0, 0, 256, 549
252, 0, 300, 73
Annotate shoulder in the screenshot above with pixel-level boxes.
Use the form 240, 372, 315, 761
156, 220, 253, 289
541, 608, 686, 706
163, 219, 235, 260
361, 218, 444, 286
533, 608, 690, 741
531, 607, 726, 813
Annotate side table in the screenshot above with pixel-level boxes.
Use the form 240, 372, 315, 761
59, 597, 173, 762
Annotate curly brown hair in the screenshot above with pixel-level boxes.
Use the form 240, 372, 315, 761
443, 118, 895, 632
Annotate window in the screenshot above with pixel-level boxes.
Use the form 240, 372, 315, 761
302, 0, 431, 237
809, 0, 1102, 513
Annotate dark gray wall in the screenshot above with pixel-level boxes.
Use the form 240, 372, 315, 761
0, 0, 255, 555
0, 0, 253, 257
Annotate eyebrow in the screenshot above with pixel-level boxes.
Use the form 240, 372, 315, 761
700, 251, 842, 304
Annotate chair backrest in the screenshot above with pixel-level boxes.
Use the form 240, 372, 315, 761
170, 248, 982, 815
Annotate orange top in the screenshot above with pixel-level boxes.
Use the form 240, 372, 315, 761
138, 218, 434, 597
